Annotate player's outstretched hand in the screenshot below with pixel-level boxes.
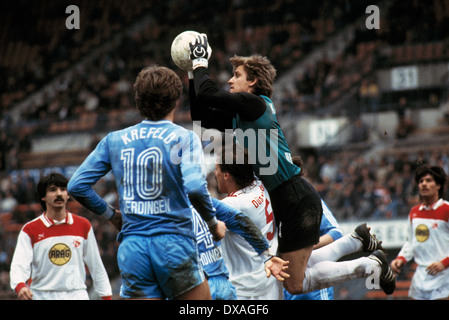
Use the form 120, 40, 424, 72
189, 33, 210, 69
265, 256, 290, 282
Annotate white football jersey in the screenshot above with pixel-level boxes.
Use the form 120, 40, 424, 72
397, 199, 449, 300
10, 212, 112, 299
220, 179, 282, 299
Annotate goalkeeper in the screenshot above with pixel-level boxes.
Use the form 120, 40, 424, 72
187, 34, 396, 296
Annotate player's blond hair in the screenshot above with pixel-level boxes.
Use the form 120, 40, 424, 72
133, 65, 182, 120
230, 55, 276, 98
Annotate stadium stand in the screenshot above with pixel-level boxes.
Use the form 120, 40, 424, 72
1, 0, 449, 299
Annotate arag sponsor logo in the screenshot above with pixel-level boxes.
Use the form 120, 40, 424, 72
415, 224, 430, 242
49, 243, 72, 266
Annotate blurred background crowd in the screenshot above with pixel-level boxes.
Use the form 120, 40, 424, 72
1, 0, 449, 298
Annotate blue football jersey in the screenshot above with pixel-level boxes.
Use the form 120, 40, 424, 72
68, 120, 216, 241
320, 200, 343, 242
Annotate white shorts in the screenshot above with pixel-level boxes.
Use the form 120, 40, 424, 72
236, 281, 284, 300
409, 266, 449, 300
32, 289, 89, 300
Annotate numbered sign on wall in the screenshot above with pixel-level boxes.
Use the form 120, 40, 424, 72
391, 66, 419, 90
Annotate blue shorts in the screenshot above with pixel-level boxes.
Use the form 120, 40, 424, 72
117, 234, 205, 299
284, 287, 334, 300
208, 274, 237, 300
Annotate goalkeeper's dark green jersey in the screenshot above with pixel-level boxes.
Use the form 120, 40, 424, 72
190, 67, 300, 192
233, 95, 300, 191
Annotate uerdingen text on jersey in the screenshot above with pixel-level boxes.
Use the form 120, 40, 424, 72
124, 198, 171, 215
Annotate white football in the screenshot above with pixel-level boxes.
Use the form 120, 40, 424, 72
171, 30, 212, 71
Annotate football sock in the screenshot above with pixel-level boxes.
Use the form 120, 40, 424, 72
307, 233, 362, 267
302, 257, 380, 293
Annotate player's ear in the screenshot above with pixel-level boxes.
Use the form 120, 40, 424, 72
248, 78, 257, 89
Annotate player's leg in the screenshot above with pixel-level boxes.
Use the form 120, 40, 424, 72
118, 234, 210, 300
281, 239, 383, 296
282, 223, 387, 295
284, 286, 333, 300
288, 221, 394, 295
271, 176, 394, 296
280, 245, 314, 294
117, 235, 164, 299
301, 250, 395, 295
308, 223, 383, 266
271, 175, 323, 296
155, 234, 211, 300
175, 280, 212, 300
206, 274, 237, 300
302, 257, 379, 293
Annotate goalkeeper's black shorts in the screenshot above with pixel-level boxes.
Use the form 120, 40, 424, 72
270, 174, 322, 253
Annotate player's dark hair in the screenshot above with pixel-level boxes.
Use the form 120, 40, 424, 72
218, 143, 255, 190
414, 164, 447, 199
292, 155, 305, 177
230, 55, 276, 98
37, 172, 69, 210
133, 65, 183, 120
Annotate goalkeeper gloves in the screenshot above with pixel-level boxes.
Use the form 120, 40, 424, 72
189, 33, 210, 70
